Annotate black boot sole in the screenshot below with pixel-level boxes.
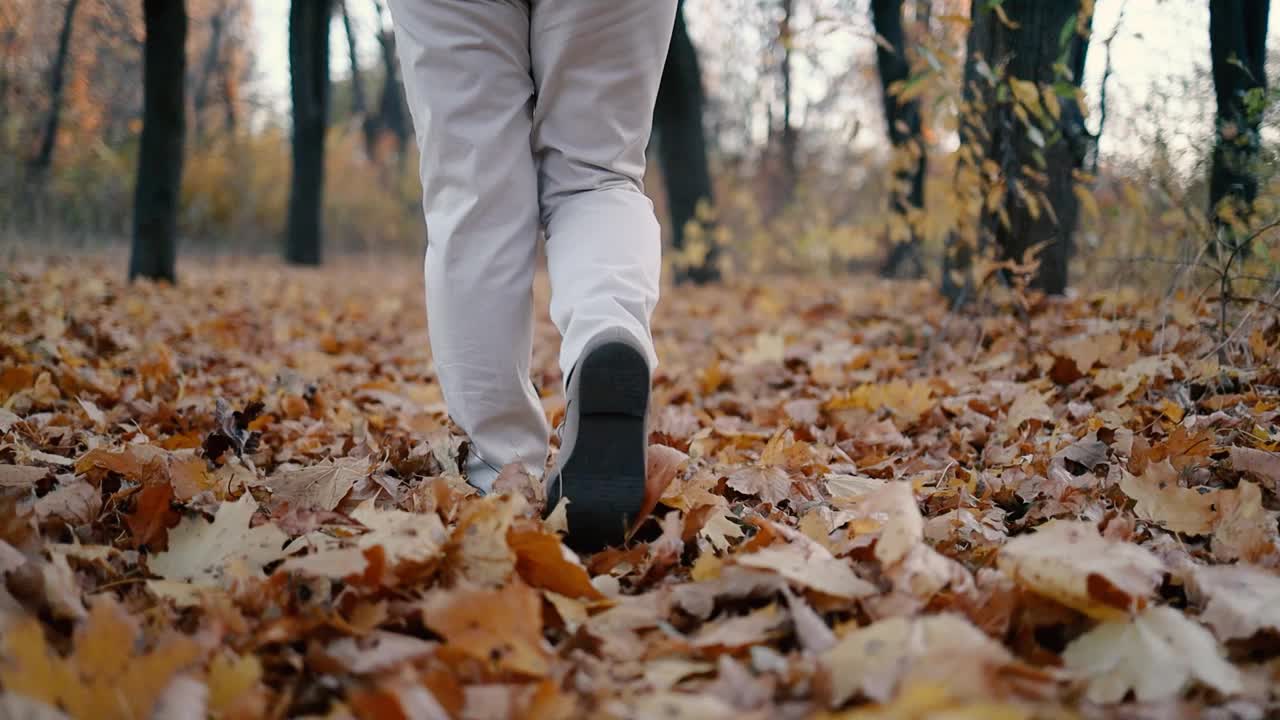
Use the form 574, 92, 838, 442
557, 340, 649, 553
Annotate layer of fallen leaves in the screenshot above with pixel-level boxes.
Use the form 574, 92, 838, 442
2, 258, 1280, 719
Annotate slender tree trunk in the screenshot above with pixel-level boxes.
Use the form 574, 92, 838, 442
778, 0, 797, 208
374, 27, 408, 158
286, 0, 333, 266
941, 0, 996, 305
192, 6, 225, 141
1208, 0, 1269, 244
29, 0, 81, 176
129, 0, 187, 284
655, 0, 718, 284
871, 0, 927, 278
340, 0, 367, 119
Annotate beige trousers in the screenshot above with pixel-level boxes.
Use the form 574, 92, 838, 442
387, 0, 676, 491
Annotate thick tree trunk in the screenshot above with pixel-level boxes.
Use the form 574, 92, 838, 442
655, 0, 718, 285
947, 0, 1090, 298
129, 0, 187, 284
1208, 0, 1269, 242
871, 0, 927, 278
29, 0, 81, 176
286, 0, 333, 266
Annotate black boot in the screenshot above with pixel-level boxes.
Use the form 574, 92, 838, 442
545, 331, 650, 552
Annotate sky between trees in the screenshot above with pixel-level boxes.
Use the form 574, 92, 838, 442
248, 0, 1279, 171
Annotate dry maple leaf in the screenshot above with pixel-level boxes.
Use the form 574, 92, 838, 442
350, 500, 448, 580
268, 456, 369, 512
855, 480, 923, 566
821, 614, 1025, 707
691, 603, 786, 651
201, 399, 263, 464
726, 466, 792, 506
422, 581, 551, 678
0, 465, 48, 489
1229, 446, 1280, 490
1192, 564, 1280, 641
735, 539, 876, 599
1210, 481, 1279, 563
997, 520, 1165, 619
1118, 461, 1219, 535
0, 597, 203, 720
447, 493, 520, 586
508, 522, 604, 600
148, 493, 287, 587
698, 506, 745, 551
1062, 606, 1242, 703
124, 482, 180, 549
1003, 389, 1053, 432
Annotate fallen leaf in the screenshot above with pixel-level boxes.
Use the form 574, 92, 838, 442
0, 597, 203, 720
821, 614, 1023, 706
736, 539, 876, 599
0, 465, 48, 489
1229, 446, 1280, 490
1062, 606, 1242, 703
727, 466, 792, 505
268, 457, 368, 511
508, 523, 604, 600
422, 581, 550, 678
1193, 564, 1280, 641
148, 494, 287, 587
998, 520, 1165, 619
1119, 460, 1218, 534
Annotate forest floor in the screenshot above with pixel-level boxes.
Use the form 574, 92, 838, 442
1, 257, 1279, 719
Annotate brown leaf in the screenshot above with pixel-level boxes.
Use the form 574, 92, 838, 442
0, 465, 49, 489
726, 466, 792, 506
124, 482, 180, 549
508, 522, 604, 600
998, 520, 1165, 619
268, 457, 368, 512
422, 581, 550, 678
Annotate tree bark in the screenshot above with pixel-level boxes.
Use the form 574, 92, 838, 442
192, 5, 225, 140
1208, 0, 1269, 242
952, 0, 1090, 298
778, 0, 797, 208
29, 0, 81, 176
286, 0, 333, 266
871, 0, 927, 278
129, 0, 187, 284
340, 0, 367, 119
655, 0, 718, 284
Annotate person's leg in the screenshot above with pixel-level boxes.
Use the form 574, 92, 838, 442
530, 0, 676, 381
387, 0, 548, 493
531, 1, 677, 549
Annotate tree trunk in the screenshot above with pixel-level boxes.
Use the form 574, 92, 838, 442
286, 0, 333, 266
778, 0, 797, 208
655, 0, 718, 285
192, 5, 225, 140
950, 0, 1090, 298
129, 0, 187, 284
340, 0, 367, 119
372, 25, 408, 159
941, 0, 996, 305
1208, 0, 1269, 243
29, 0, 81, 176
871, 0, 927, 278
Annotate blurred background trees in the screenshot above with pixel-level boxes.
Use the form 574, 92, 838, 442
0, 0, 1277, 299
